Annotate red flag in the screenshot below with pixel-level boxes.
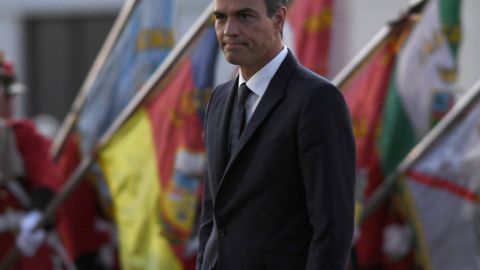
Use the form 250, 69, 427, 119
287, 0, 334, 75
55, 133, 114, 267
343, 39, 397, 268
342, 18, 418, 270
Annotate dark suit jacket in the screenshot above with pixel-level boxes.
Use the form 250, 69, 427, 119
197, 51, 356, 270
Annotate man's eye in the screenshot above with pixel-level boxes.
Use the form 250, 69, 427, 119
215, 14, 225, 20
241, 13, 250, 19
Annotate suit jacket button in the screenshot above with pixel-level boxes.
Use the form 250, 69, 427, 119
217, 229, 226, 237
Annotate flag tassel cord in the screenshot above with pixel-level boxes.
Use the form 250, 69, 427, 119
332, 0, 427, 91
358, 78, 480, 225
0, 2, 215, 269
49, 0, 140, 160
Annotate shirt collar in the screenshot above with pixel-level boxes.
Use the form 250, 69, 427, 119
238, 46, 288, 97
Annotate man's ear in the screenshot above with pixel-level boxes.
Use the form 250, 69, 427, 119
273, 6, 287, 34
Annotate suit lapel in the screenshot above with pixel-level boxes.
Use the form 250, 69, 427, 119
214, 78, 238, 185
222, 51, 298, 178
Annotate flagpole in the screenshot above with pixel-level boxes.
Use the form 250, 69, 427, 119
0, 3, 215, 269
331, 0, 427, 91
331, 25, 390, 90
49, 0, 140, 160
358, 79, 480, 225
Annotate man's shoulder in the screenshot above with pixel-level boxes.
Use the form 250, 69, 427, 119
281, 50, 332, 87
211, 77, 236, 100
204, 77, 236, 117
293, 64, 330, 84
216, 77, 236, 91
289, 64, 337, 92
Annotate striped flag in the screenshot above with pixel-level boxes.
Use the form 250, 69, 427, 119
97, 22, 218, 270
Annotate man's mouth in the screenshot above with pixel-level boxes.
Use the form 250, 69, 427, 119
224, 42, 244, 49
223, 40, 244, 47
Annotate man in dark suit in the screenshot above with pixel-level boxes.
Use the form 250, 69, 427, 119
196, 0, 356, 269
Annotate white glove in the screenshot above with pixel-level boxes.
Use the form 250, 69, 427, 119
16, 211, 46, 257
382, 223, 413, 260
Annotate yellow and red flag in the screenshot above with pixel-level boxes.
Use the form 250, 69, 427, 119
98, 23, 218, 270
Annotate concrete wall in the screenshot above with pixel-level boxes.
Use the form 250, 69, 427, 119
0, 0, 125, 83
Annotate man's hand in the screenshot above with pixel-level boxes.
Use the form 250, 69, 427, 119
16, 211, 46, 257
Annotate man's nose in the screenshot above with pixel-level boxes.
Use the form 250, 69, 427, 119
224, 18, 239, 36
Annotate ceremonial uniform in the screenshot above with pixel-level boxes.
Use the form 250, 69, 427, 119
0, 118, 60, 269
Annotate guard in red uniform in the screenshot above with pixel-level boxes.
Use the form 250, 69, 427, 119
0, 52, 64, 269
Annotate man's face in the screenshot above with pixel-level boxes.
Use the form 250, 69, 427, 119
214, 0, 284, 76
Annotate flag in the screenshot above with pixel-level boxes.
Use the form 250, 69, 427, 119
55, 0, 176, 267
97, 20, 218, 270
343, 0, 461, 268
342, 29, 405, 268
402, 90, 480, 270
77, 0, 175, 156
378, 0, 460, 176
286, 0, 334, 76
55, 133, 113, 267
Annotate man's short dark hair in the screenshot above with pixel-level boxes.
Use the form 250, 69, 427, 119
264, 0, 287, 17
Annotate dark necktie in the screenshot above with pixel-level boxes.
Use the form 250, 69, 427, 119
230, 83, 251, 154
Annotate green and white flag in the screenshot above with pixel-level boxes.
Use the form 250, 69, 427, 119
360, 0, 462, 267
378, 0, 461, 176
347, 0, 462, 267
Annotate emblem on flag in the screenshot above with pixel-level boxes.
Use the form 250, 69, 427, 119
430, 91, 454, 127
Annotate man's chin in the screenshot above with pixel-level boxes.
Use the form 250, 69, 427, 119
223, 53, 244, 66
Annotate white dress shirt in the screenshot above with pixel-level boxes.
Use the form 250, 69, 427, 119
238, 46, 288, 124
